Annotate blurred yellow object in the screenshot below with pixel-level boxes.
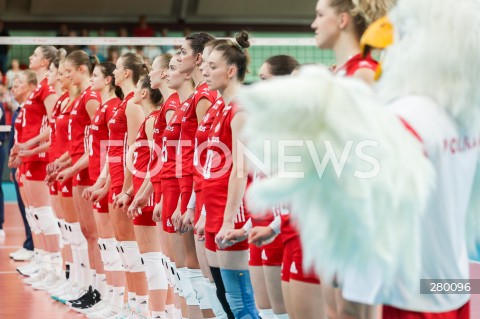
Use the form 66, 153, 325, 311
360, 16, 394, 56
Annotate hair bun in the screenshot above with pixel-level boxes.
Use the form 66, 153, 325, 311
235, 31, 251, 50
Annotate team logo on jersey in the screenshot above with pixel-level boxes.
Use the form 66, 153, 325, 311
26, 170, 32, 177
96, 202, 101, 208
167, 219, 173, 227
214, 123, 221, 133
62, 186, 69, 193
261, 250, 268, 261
290, 262, 298, 274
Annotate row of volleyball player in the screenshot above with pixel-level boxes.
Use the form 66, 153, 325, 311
7, 0, 451, 318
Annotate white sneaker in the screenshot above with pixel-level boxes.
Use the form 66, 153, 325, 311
32, 272, 62, 290
79, 299, 108, 315
23, 270, 46, 285
10, 248, 26, 258
13, 249, 34, 261
111, 307, 134, 319
87, 305, 121, 318
48, 277, 68, 294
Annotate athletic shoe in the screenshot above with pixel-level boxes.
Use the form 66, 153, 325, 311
16, 262, 40, 276
48, 278, 69, 295
110, 307, 134, 319
55, 284, 85, 304
87, 305, 121, 318
78, 299, 109, 315
13, 249, 34, 261
71, 288, 101, 311
23, 270, 46, 285
10, 248, 26, 258
32, 272, 63, 290
67, 285, 93, 306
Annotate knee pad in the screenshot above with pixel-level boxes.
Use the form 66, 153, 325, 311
220, 269, 259, 319
189, 269, 211, 310
70, 222, 88, 250
25, 207, 39, 233
98, 238, 109, 271
177, 267, 200, 306
103, 238, 123, 272
142, 252, 169, 290
34, 206, 61, 236
167, 260, 183, 296
120, 241, 145, 273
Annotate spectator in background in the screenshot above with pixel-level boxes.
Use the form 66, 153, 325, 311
65, 30, 81, 53
133, 15, 155, 37
160, 28, 175, 54
5, 59, 21, 89
85, 45, 106, 62
107, 46, 120, 64
0, 20, 10, 75
56, 23, 69, 37
97, 28, 109, 59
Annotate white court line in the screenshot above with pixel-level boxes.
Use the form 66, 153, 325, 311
0, 246, 21, 249
0, 271, 19, 274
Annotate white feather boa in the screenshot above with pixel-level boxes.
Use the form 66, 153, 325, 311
240, 65, 434, 291
467, 160, 480, 261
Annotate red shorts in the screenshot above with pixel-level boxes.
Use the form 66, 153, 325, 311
133, 209, 156, 226
179, 175, 193, 215
152, 181, 162, 205
193, 189, 204, 235
161, 178, 180, 233
205, 226, 249, 252
281, 236, 320, 284
23, 161, 48, 181
94, 194, 109, 213
382, 302, 469, 319
73, 167, 92, 187
249, 220, 283, 267
108, 186, 123, 205
49, 181, 58, 195
58, 178, 73, 198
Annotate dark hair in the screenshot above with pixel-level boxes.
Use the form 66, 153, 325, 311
139, 75, 162, 105
185, 32, 216, 54
66, 50, 99, 75
121, 52, 149, 84
39, 45, 60, 67
210, 31, 251, 82
264, 55, 299, 76
98, 61, 124, 99
52, 48, 67, 69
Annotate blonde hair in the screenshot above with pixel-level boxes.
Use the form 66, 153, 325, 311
330, 0, 396, 37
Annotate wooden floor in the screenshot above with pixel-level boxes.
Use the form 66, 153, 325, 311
1, 202, 480, 318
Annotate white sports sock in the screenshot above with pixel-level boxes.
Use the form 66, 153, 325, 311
165, 304, 175, 319
95, 273, 107, 295
111, 286, 125, 309
136, 295, 148, 314
151, 310, 166, 318
275, 314, 290, 319
104, 284, 113, 303
128, 292, 136, 309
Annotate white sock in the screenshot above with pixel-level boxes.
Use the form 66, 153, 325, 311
259, 308, 277, 319
136, 295, 148, 314
49, 252, 63, 276
84, 268, 95, 288
165, 304, 175, 319
104, 284, 113, 303
95, 273, 107, 295
276, 314, 290, 319
128, 291, 136, 309
151, 310, 166, 318
112, 286, 125, 309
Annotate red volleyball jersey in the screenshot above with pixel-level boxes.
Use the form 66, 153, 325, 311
68, 88, 101, 161
89, 97, 121, 182
50, 92, 69, 161
20, 78, 56, 162
132, 110, 160, 209
151, 93, 179, 183
159, 95, 193, 179
14, 107, 24, 144
193, 97, 224, 192
107, 92, 135, 189
334, 53, 378, 77
180, 83, 218, 178
56, 97, 80, 159
202, 101, 241, 187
